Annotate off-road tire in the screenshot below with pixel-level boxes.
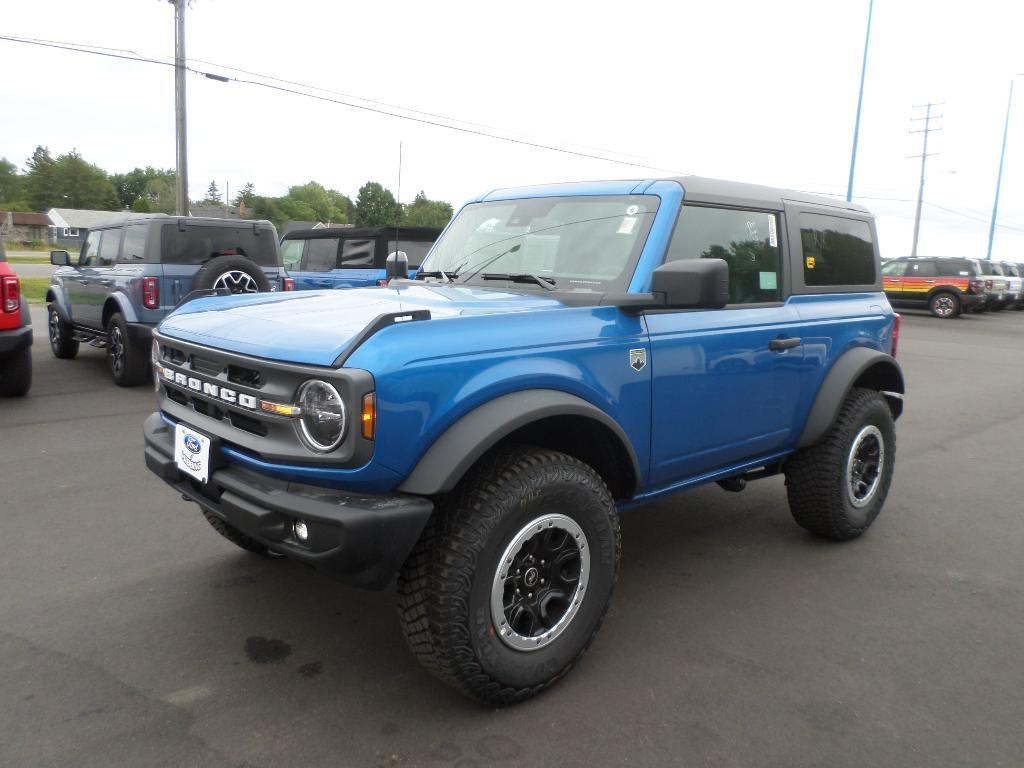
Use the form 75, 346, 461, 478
202, 510, 273, 556
0, 347, 32, 397
106, 312, 149, 387
48, 305, 79, 359
397, 445, 621, 705
928, 291, 959, 318
192, 255, 270, 294
785, 387, 896, 541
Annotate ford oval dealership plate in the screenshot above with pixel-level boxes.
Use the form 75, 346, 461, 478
175, 423, 211, 483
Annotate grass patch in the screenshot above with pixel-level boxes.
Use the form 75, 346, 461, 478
7, 254, 52, 264
18, 277, 51, 304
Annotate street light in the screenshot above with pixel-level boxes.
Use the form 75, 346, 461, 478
986, 74, 1023, 260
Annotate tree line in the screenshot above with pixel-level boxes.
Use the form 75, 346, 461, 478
0, 146, 454, 230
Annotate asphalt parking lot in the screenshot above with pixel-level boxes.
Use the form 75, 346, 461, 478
2, 305, 1022, 768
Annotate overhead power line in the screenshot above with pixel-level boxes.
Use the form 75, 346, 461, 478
0, 33, 686, 176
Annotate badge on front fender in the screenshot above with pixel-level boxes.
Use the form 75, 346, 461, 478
629, 348, 647, 372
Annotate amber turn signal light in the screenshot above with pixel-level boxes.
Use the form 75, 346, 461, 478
361, 392, 376, 440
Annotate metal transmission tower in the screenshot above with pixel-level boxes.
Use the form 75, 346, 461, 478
172, 0, 189, 216
908, 102, 943, 257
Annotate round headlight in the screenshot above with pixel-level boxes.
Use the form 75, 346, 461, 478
297, 380, 346, 452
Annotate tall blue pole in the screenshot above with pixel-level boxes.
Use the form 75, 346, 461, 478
986, 80, 1014, 260
846, 0, 874, 202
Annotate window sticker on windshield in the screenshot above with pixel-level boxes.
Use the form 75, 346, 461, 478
745, 221, 759, 239
759, 271, 778, 290
617, 216, 637, 235
768, 217, 778, 247
626, 204, 640, 215
806, 256, 816, 269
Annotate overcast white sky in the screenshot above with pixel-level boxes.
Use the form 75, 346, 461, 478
2, 0, 1022, 259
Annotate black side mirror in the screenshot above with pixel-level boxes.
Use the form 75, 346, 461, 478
651, 258, 729, 309
50, 250, 70, 266
386, 250, 409, 280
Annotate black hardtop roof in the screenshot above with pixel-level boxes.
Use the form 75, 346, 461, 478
670, 176, 872, 214
88, 213, 275, 231
282, 225, 442, 241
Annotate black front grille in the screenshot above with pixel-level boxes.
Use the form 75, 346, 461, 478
228, 364, 263, 388
190, 354, 224, 376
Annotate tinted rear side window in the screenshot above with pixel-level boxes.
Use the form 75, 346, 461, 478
303, 238, 339, 271
161, 224, 279, 266
800, 214, 875, 286
340, 239, 375, 269
938, 259, 974, 276
387, 239, 433, 268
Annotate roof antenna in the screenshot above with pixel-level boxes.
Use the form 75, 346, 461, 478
394, 140, 403, 247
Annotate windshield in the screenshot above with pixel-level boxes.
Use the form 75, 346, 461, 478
421, 195, 659, 291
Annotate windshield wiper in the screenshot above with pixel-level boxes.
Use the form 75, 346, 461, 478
480, 272, 557, 291
414, 270, 456, 282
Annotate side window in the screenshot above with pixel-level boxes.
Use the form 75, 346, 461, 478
881, 261, 906, 276
302, 238, 340, 272
387, 239, 433, 269
665, 205, 781, 304
906, 261, 936, 277
281, 240, 304, 271
97, 228, 121, 267
79, 231, 102, 267
339, 239, 375, 269
120, 224, 148, 263
800, 214, 875, 286
938, 259, 971, 276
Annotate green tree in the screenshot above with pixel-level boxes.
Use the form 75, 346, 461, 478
24, 146, 58, 210
50, 151, 117, 209
111, 166, 175, 210
144, 176, 177, 214
402, 191, 454, 228
0, 158, 25, 206
282, 181, 348, 224
233, 181, 257, 207
202, 180, 222, 205
354, 181, 401, 227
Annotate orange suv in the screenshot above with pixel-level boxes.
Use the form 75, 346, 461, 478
882, 257, 989, 318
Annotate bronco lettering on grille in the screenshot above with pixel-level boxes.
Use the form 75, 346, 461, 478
162, 367, 260, 410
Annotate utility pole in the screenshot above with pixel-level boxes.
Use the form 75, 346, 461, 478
986, 79, 1018, 260
846, 0, 874, 202
173, 0, 189, 216
908, 102, 942, 257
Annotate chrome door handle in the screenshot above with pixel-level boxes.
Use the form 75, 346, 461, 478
769, 337, 802, 351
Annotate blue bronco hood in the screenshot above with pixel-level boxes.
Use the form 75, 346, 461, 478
157, 284, 569, 366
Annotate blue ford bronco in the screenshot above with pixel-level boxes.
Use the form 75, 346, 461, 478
144, 177, 904, 704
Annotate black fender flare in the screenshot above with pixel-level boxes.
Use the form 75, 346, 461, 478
398, 389, 641, 496
797, 347, 904, 448
45, 284, 71, 321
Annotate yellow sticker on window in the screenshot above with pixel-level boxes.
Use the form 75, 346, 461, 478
806, 256, 816, 269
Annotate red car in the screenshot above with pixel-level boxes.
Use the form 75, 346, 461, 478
0, 242, 32, 396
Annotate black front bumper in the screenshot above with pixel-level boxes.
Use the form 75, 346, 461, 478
0, 325, 32, 356
143, 412, 433, 589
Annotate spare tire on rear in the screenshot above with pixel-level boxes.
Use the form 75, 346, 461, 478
193, 254, 270, 294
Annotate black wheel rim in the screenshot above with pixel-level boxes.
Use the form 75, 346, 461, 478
491, 514, 590, 652
109, 326, 124, 376
48, 309, 60, 350
846, 425, 884, 508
